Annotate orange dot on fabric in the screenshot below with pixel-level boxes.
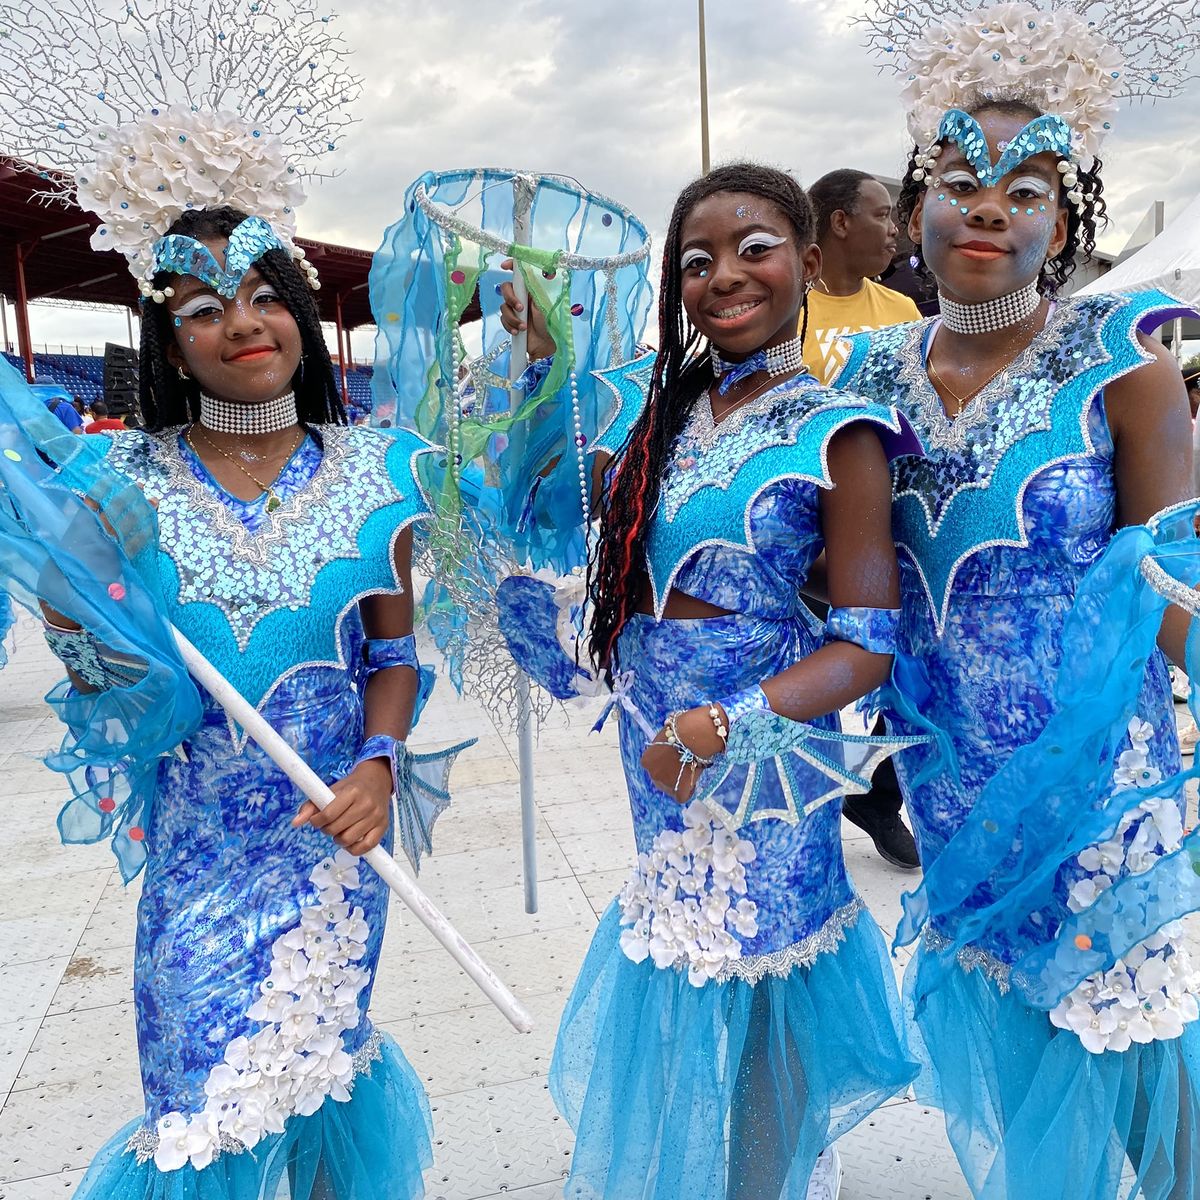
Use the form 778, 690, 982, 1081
128, 826, 145, 842
108, 582, 126, 600
98, 797, 116, 813
1074, 934, 1093, 951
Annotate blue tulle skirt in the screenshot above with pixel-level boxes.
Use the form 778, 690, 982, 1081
905, 944, 1200, 1200
72, 1034, 433, 1200
551, 903, 917, 1199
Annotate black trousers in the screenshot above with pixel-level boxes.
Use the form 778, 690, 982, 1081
803, 597, 903, 819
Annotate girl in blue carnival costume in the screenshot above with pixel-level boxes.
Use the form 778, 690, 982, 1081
838, 5, 1200, 1197
503, 162, 922, 1199
11, 109, 462, 1198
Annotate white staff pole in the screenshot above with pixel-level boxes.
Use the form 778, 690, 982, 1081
172, 627, 534, 1034
506, 174, 539, 915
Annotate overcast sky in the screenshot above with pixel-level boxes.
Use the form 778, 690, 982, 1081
12, 0, 1200, 356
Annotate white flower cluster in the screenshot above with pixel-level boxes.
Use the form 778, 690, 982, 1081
900, 2, 1122, 167
151, 850, 370, 1172
618, 801, 759, 987
76, 106, 306, 287
1049, 717, 1200, 1054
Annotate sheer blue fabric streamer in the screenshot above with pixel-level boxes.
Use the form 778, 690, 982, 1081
0, 358, 203, 879
895, 503, 1200, 1010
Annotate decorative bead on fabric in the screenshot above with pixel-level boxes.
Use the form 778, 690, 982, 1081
825, 607, 901, 655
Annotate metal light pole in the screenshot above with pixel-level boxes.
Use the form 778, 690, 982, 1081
698, 0, 711, 173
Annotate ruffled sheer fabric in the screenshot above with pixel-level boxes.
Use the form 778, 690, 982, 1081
895, 511, 1200, 1010
0, 359, 203, 879
551, 904, 916, 1200
905, 944, 1200, 1200
73, 1033, 433, 1200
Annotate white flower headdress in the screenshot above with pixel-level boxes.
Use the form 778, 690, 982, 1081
0, 0, 361, 296
859, 0, 1200, 169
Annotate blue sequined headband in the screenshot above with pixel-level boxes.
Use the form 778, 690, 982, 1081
150, 216, 285, 299
914, 109, 1087, 208
141, 215, 321, 304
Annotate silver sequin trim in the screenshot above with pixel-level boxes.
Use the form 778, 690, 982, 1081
715, 898, 865, 984
123, 1028, 386, 1164
1141, 556, 1200, 616
923, 926, 1013, 994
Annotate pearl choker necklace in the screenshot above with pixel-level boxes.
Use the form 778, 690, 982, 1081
198, 390, 299, 435
938, 283, 1041, 335
709, 337, 805, 390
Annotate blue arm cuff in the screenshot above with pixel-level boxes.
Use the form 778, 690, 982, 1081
362, 635, 419, 677
825, 607, 900, 655
717, 684, 773, 727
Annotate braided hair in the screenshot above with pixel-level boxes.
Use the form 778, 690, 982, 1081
587, 162, 815, 673
138, 205, 345, 431
897, 96, 1107, 296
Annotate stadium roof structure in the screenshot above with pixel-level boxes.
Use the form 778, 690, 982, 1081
0, 157, 381, 390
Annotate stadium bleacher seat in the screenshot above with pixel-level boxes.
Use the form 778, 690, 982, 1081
4, 351, 105, 405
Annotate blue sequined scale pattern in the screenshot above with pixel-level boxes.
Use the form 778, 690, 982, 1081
103, 425, 432, 734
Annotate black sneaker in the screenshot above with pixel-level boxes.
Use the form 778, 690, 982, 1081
842, 797, 921, 870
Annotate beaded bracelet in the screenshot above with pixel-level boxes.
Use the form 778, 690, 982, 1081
662, 711, 715, 791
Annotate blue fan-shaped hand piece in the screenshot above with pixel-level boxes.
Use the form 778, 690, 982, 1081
693, 709, 927, 830
495, 573, 602, 700
391, 737, 476, 872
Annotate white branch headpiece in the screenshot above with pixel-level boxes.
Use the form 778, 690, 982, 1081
859, 0, 1200, 168
0, 0, 360, 285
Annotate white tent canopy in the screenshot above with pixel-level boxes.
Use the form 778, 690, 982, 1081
1078, 190, 1200, 308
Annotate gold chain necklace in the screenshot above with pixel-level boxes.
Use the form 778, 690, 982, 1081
925, 356, 1015, 418
188, 426, 303, 512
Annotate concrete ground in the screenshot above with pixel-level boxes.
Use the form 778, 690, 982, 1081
0, 610, 1195, 1199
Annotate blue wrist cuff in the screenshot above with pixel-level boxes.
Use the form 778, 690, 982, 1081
44, 625, 148, 690
718, 684, 773, 726
825, 607, 900, 655
362, 635, 419, 677
353, 733, 402, 775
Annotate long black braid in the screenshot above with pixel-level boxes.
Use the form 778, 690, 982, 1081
138, 205, 345, 431
897, 96, 1107, 296
587, 162, 815, 673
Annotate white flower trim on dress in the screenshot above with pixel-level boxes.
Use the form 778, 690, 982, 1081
132, 849, 375, 1172
618, 801, 760, 987
1049, 717, 1200, 1054
76, 105, 306, 285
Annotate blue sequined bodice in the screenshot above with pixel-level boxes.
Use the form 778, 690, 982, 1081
103, 424, 431, 732
838, 290, 1183, 631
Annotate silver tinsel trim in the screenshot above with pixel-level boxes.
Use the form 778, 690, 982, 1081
716, 898, 865, 984
350, 1028, 384, 1074
1141, 556, 1200, 617
123, 1028, 387, 1164
924, 925, 1013, 994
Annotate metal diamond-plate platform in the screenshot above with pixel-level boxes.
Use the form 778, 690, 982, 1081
1, 610, 1196, 1199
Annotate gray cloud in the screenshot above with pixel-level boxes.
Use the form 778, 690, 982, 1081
16, 0, 1200, 350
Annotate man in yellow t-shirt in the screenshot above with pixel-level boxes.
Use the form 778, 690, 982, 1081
801, 169, 921, 385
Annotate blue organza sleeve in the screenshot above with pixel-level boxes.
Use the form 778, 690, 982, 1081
0, 360, 203, 880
